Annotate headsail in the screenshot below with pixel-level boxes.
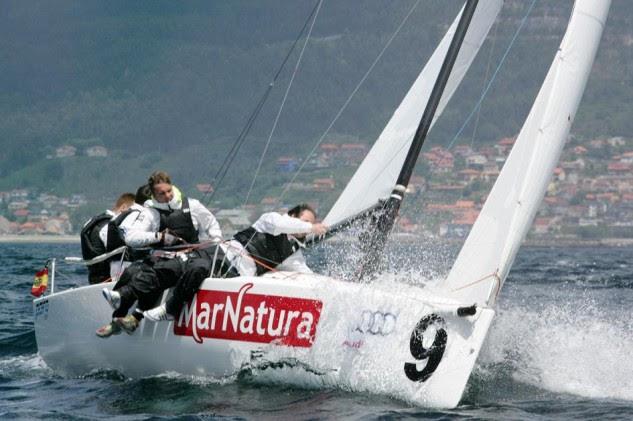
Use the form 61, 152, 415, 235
443, 0, 611, 306
324, 0, 504, 227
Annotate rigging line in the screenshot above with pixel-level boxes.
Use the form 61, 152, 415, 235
200, 0, 323, 206
335, 0, 538, 201
470, 15, 498, 147
278, 0, 423, 203
52, 268, 77, 282
203, 91, 270, 206
446, 0, 538, 151
244, 0, 324, 206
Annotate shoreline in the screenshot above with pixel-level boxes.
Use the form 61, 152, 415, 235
1, 234, 633, 247
0, 235, 80, 243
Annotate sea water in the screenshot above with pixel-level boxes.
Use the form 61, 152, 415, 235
1, 242, 633, 419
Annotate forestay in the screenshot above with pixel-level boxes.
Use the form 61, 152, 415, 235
324, 0, 503, 226
443, 0, 611, 306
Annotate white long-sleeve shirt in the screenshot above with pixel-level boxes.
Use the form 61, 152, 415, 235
124, 195, 222, 247
223, 212, 313, 276
98, 203, 145, 249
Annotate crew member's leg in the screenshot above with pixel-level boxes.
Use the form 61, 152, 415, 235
164, 256, 213, 317
97, 257, 184, 336
146, 247, 237, 321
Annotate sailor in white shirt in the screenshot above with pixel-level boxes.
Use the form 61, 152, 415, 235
96, 171, 222, 338
123, 188, 222, 248
226, 206, 327, 276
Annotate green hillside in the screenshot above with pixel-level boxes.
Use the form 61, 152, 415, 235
1, 0, 631, 206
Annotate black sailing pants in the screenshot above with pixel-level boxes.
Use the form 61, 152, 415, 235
165, 246, 238, 317
112, 256, 185, 318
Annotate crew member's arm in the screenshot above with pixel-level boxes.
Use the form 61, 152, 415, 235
118, 209, 143, 245
189, 199, 222, 242
123, 208, 162, 247
253, 212, 313, 236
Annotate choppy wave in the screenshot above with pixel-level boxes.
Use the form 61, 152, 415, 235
0, 331, 37, 357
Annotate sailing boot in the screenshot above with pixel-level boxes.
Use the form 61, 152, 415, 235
95, 321, 122, 338
114, 314, 139, 334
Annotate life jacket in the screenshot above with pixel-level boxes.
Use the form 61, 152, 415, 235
154, 196, 199, 244
80, 212, 110, 260
80, 212, 111, 284
233, 226, 299, 275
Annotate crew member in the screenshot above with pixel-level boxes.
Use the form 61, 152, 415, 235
95, 171, 222, 338
144, 204, 327, 322
80, 193, 136, 284
99, 184, 152, 280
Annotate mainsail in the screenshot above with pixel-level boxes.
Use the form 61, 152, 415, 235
324, 0, 503, 227
443, 0, 611, 306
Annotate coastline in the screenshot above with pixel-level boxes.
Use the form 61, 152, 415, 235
523, 237, 633, 247
1, 234, 632, 247
0, 235, 80, 243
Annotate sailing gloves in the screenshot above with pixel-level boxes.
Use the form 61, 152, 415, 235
156, 230, 183, 246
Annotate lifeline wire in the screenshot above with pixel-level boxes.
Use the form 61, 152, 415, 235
244, 0, 323, 206
470, 15, 499, 147
446, 0, 538, 151
201, 0, 323, 207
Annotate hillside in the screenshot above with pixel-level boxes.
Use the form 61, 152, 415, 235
1, 0, 631, 207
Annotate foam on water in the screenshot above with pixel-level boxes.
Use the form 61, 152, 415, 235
0, 354, 51, 379
150, 371, 238, 386
481, 299, 633, 401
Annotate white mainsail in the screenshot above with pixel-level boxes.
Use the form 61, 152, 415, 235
443, 0, 611, 306
324, 0, 503, 226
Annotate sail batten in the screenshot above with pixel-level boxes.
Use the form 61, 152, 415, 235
443, 0, 611, 306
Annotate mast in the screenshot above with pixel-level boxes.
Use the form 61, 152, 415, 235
357, 0, 479, 280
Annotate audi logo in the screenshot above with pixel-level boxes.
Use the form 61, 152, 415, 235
353, 310, 397, 336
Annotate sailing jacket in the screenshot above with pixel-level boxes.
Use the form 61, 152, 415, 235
81, 211, 113, 260
80, 210, 114, 284
124, 187, 222, 248
224, 212, 313, 276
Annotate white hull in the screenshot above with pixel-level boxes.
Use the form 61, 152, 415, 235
34, 272, 494, 408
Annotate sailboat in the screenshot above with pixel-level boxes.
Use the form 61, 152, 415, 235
33, 0, 610, 408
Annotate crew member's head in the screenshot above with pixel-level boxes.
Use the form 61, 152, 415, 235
148, 171, 174, 203
113, 193, 135, 213
135, 184, 152, 205
288, 203, 316, 239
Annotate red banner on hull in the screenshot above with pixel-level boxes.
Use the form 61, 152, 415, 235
174, 283, 322, 347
